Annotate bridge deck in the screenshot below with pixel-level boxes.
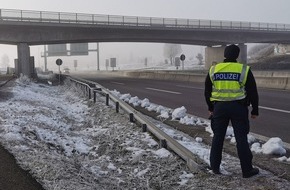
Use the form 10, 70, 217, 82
1, 8, 290, 32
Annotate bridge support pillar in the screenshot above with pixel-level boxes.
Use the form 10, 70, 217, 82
15, 43, 35, 78
204, 44, 247, 70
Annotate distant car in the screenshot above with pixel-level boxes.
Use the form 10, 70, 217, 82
63, 68, 70, 74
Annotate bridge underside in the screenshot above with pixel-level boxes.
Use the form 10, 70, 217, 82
1, 21, 290, 76
1, 21, 290, 46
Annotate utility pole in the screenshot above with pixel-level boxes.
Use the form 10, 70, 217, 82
44, 45, 48, 71
97, 42, 100, 71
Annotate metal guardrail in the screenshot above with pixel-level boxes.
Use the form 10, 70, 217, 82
1, 8, 290, 32
68, 76, 205, 173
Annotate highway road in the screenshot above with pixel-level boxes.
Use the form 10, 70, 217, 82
77, 74, 290, 144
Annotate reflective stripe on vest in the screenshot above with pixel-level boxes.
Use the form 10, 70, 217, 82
209, 62, 249, 101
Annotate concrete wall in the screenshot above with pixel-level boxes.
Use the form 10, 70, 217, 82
124, 70, 290, 90
204, 46, 225, 69
73, 70, 290, 90
16, 43, 36, 77
253, 70, 290, 77
127, 71, 207, 83
204, 44, 247, 69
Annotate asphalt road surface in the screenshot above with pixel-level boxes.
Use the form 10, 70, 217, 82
76, 74, 290, 144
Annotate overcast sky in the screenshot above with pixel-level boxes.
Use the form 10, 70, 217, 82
1, 0, 290, 70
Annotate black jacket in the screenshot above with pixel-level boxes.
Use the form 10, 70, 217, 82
204, 59, 259, 115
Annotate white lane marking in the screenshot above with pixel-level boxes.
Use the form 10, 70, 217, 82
111, 81, 125, 85
176, 85, 204, 90
145, 87, 182, 95
259, 106, 290, 114
175, 85, 290, 114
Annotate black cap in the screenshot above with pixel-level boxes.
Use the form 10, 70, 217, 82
224, 44, 240, 59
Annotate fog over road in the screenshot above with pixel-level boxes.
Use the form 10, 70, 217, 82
76, 74, 290, 144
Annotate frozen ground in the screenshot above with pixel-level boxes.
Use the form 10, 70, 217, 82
0, 77, 289, 189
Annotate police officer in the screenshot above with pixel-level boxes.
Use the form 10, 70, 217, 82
204, 44, 259, 178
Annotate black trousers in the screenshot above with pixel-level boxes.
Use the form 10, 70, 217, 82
210, 101, 253, 174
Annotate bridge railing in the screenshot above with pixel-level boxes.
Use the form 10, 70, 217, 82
1, 8, 290, 32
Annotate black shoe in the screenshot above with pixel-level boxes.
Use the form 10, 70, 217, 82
207, 166, 221, 175
213, 169, 221, 175
243, 168, 259, 178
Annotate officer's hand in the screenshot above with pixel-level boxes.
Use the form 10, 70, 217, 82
208, 111, 213, 120
251, 115, 258, 119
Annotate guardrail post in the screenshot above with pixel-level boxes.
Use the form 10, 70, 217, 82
106, 94, 109, 106
88, 88, 91, 99
129, 113, 134, 122
116, 102, 119, 113
160, 139, 167, 148
142, 124, 147, 132
93, 91, 97, 103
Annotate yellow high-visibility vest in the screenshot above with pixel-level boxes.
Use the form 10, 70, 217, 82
209, 62, 250, 101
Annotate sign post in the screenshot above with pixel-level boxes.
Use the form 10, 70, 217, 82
56, 58, 63, 85
74, 60, 78, 71
175, 57, 180, 70
110, 58, 116, 71
180, 54, 186, 70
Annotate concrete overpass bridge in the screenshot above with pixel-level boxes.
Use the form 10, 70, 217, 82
1, 8, 290, 76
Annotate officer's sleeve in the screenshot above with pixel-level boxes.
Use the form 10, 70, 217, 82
204, 73, 214, 112
245, 70, 259, 115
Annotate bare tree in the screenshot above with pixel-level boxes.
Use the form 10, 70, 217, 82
248, 44, 274, 60
1, 54, 10, 68
196, 53, 203, 65
163, 44, 182, 65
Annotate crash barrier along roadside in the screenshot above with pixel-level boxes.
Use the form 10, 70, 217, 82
74, 70, 290, 90
124, 70, 290, 90
68, 76, 206, 173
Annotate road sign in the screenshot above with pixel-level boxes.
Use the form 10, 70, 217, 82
110, 58, 116, 67
48, 44, 67, 57
180, 54, 186, 61
175, 57, 180, 67
56, 59, 63, 66
180, 54, 186, 70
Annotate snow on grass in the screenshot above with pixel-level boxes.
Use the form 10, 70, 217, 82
0, 77, 289, 189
